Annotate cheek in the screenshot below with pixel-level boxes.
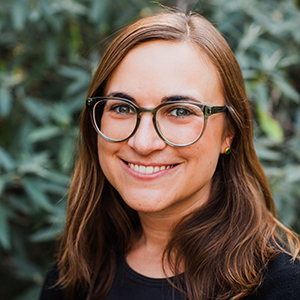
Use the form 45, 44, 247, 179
97, 137, 117, 179
97, 138, 107, 165
97, 144, 109, 181
181, 140, 220, 171
203, 117, 227, 151
183, 131, 222, 176
178, 143, 219, 198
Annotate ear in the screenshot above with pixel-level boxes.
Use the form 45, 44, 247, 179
220, 125, 235, 154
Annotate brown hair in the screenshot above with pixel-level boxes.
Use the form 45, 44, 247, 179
57, 11, 300, 300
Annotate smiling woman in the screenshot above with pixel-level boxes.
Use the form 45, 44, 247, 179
96, 41, 230, 215
39, 10, 300, 300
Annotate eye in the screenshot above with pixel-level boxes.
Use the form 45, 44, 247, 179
111, 104, 135, 115
169, 107, 195, 117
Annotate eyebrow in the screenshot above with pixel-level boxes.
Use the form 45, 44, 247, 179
106, 91, 202, 104
161, 95, 201, 103
106, 92, 136, 102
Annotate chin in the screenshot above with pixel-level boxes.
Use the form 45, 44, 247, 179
122, 194, 170, 213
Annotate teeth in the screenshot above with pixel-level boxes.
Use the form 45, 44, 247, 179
128, 163, 174, 174
154, 166, 160, 172
146, 166, 153, 174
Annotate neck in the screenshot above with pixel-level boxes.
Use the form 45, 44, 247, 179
138, 211, 177, 250
125, 184, 211, 278
126, 212, 176, 278
126, 195, 209, 278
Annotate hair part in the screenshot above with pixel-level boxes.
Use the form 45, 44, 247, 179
56, 10, 300, 300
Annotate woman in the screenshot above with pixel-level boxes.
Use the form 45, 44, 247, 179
39, 11, 300, 300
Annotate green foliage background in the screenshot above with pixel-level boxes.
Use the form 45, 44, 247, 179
1, 0, 300, 299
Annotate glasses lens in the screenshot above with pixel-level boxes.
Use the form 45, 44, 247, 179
93, 99, 137, 141
156, 103, 204, 145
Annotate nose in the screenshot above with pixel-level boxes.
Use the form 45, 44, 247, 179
127, 113, 167, 155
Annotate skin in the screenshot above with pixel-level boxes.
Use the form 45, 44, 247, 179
98, 41, 234, 277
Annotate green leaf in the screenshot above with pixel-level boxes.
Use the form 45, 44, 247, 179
257, 106, 284, 142
18, 152, 51, 175
44, 36, 58, 66
9, 195, 32, 215
0, 179, 5, 197
89, 0, 111, 23
65, 76, 90, 96
272, 75, 300, 103
252, 82, 269, 110
39, 181, 67, 195
0, 146, 15, 171
22, 178, 54, 212
0, 87, 13, 117
39, 169, 70, 186
278, 55, 300, 68
28, 126, 62, 142
17, 117, 35, 153
51, 103, 71, 126
285, 165, 300, 183
263, 166, 285, 177
0, 204, 12, 250
59, 136, 75, 171
237, 23, 263, 52
51, 0, 87, 16
58, 66, 87, 79
48, 207, 66, 225
23, 97, 51, 124
30, 225, 63, 242
11, 0, 27, 31
254, 142, 282, 161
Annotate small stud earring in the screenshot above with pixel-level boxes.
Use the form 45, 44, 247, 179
224, 147, 231, 155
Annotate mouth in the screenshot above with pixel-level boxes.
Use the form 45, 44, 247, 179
125, 162, 177, 174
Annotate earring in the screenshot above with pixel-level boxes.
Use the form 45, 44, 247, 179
224, 147, 231, 155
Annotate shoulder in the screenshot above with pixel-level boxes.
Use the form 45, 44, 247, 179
39, 264, 66, 300
246, 252, 300, 300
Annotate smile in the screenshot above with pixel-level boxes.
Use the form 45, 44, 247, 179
127, 163, 175, 174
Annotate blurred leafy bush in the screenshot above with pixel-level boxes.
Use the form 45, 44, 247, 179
0, 0, 300, 299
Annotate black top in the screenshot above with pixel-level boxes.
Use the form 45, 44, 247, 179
39, 252, 300, 300
245, 252, 300, 300
104, 257, 184, 300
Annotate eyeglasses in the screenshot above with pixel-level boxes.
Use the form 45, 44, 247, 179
86, 97, 227, 147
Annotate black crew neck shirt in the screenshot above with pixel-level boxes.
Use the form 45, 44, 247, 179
39, 252, 300, 300
104, 257, 184, 300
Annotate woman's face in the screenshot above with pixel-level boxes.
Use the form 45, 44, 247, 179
98, 41, 233, 216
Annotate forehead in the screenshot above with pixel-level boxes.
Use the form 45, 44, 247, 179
104, 40, 223, 106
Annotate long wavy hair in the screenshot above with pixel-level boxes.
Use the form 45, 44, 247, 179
57, 11, 300, 300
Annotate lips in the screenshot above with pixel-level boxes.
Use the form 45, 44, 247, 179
127, 162, 175, 174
